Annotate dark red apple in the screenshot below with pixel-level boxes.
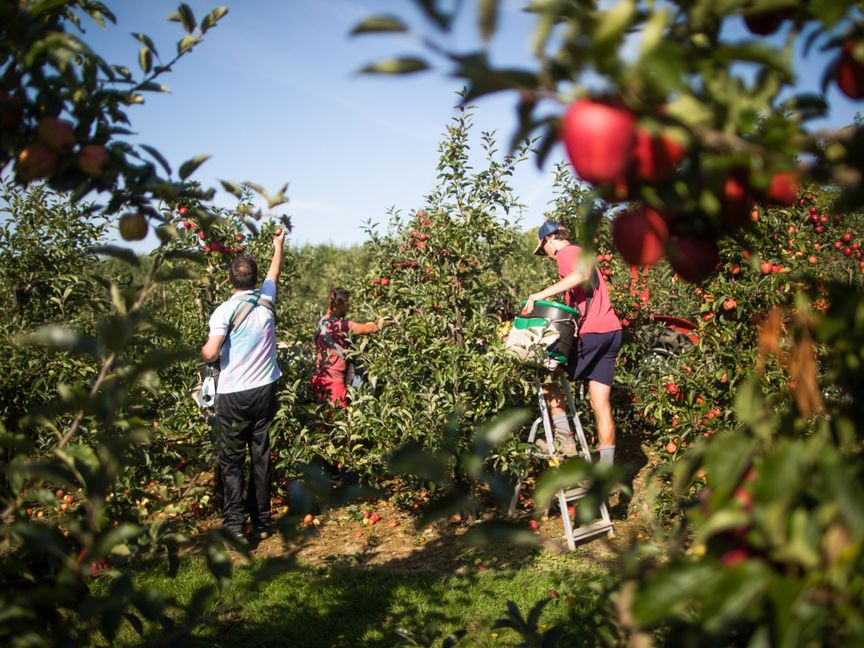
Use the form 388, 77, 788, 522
765, 171, 800, 206
668, 235, 720, 282
77, 144, 108, 176
118, 213, 148, 241
561, 99, 636, 185
836, 40, 864, 100
612, 206, 669, 266
35, 116, 75, 152
632, 128, 686, 182
721, 168, 754, 228
16, 143, 57, 180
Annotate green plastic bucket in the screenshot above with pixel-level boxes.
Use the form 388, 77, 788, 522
506, 300, 581, 370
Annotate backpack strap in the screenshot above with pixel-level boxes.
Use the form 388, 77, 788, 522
218, 290, 273, 354
316, 315, 350, 359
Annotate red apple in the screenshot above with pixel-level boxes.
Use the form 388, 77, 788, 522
836, 40, 864, 100
664, 382, 679, 395
35, 116, 75, 152
721, 168, 754, 228
380, 277, 390, 286
118, 213, 148, 241
16, 143, 57, 180
722, 547, 750, 567
178, 206, 188, 216
76, 144, 108, 176
0, 91, 23, 130
765, 171, 799, 206
844, 247, 853, 257
815, 226, 824, 234
612, 207, 669, 266
668, 235, 720, 283
561, 99, 636, 185
743, 9, 792, 36
723, 298, 737, 310
760, 261, 773, 274
631, 128, 686, 182
665, 439, 678, 453
529, 519, 540, 530
835, 241, 843, 250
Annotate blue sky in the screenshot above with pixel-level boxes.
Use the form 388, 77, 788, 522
78, 1, 862, 248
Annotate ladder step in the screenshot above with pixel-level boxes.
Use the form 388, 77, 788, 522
569, 520, 614, 543
561, 486, 591, 500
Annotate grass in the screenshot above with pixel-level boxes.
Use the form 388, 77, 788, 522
102, 551, 610, 647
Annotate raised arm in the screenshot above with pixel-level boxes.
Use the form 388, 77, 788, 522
265, 227, 286, 284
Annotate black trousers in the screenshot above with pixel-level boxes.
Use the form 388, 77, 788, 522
215, 381, 279, 534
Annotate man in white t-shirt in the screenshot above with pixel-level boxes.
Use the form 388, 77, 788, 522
201, 228, 285, 543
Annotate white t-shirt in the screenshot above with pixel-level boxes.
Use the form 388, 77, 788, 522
208, 279, 281, 394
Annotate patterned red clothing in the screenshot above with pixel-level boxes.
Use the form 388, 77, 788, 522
556, 244, 621, 334
311, 316, 356, 406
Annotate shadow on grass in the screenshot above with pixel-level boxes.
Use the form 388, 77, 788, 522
124, 528, 606, 648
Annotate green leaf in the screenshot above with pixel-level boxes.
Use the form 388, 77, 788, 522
594, 0, 636, 47
201, 7, 228, 33
220, 179, 244, 199
478, 0, 500, 42
132, 32, 159, 57
534, 459, 591, 510
17, 326, 102, 358
91, 245, 141, 267
138, 47, 152, 74
350, 15, 409, 36
639, 7, 669, 59
177, 34, 202, 55
139, 144, 172, 176
92, 524, 144, 558
179, 154, 210, 180
169, 4, 197, 33
358, 57, 430, 75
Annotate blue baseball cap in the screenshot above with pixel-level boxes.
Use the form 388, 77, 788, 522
533, 221, 561, 256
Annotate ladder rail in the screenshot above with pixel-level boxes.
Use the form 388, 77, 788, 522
509, 374, 614, 549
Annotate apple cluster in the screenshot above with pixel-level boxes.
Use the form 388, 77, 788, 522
177, 205, 247, 256
561, 98, 800, 283
9, 113, 109, 182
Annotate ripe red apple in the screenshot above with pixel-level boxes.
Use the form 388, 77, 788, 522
834, 241, 843, 250
16, 143, 57, 180
844, 247, 853, 257
814, 225, 824, 234
836, 40, 864, 100
118, 213, 148, 241
668, 235, 720, 283
35, 116, 75, 152
529, 519, 540, 530
612, 207, 669, 266
760, 261, 773, 274
665, 439, 678, 453
723, 298, 737, 310
380, 277, 390, 286
631, 128, 686, 182
722, 547, 750, 567
664, 382, 679, 395
808, 256, 817, 264
720, 167, 754, 228
76, 144, 108, 176
743, 9, 792, 36
561, 99, 636, 185
843, 232, 852, 242
0, 91, 23, 130
765, 172, 799, 206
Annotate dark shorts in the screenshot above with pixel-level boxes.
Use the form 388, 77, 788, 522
565, 330, 622, 386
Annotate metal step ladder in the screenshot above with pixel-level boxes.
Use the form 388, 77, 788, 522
509, 376, 614, 550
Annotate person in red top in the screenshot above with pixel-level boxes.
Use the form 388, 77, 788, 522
523, 221, 622, 466
311, 287, 385, 407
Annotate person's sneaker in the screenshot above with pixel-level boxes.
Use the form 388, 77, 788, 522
251, 527, 271, 543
